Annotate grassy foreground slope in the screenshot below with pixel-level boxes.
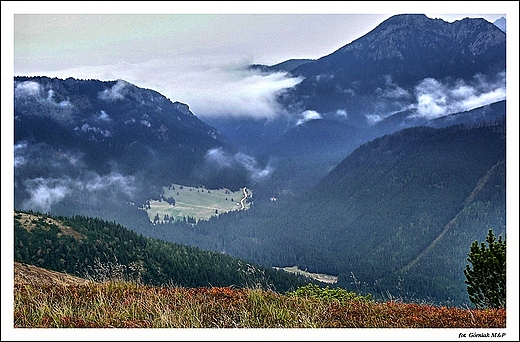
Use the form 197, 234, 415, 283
13, 262, 505, 329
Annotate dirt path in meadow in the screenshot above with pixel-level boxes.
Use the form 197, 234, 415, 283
239, 187, 248, 210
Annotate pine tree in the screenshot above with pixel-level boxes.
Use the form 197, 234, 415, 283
463, 229, 506, 309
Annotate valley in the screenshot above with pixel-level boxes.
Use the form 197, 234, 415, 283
12, 13, 508, 309
141, 184, 252, 224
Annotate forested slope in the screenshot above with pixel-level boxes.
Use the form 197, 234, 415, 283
14, 211, 310, 292
141, 119, 506, 306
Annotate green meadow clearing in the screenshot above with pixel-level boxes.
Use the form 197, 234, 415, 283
142, 184, 252, 224
274, 266, 339, 284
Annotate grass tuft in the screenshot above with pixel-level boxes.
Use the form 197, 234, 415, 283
14, 280, 505, 328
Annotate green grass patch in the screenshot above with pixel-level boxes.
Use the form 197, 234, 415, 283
142, 184, 252, 224
275, 266, 338, 284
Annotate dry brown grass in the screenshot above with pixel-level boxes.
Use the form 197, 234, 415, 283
14, 262, 90, 286
13, 280, 505, 329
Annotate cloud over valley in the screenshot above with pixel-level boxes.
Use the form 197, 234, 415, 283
408, 72, 506, 120
14, 142, 137, 213
204, 147, 274, 183
20, 57, 304, 121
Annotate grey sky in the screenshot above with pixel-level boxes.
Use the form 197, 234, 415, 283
5, 1, 515, 119
12, 11, 507, 69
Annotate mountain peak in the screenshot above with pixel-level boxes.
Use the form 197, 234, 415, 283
280, 13, 505, 127
382, 13, 430, 23
493, 17, 506, 32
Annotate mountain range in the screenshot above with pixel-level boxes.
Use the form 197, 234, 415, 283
13, 14, 507, 307
244, 14, 505, 129
14, 76, 256, 226
209, 14, 506, 196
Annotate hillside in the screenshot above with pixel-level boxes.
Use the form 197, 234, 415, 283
14, 211, 310, 292
13, 263, 506, 330
144, 119, 506, 307
14, 76, 252, 230
14, 261, 89, 286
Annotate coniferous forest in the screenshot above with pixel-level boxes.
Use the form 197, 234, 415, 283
14, 211, 310, 293
131, 120, 506, 307
12, 13, 509, 312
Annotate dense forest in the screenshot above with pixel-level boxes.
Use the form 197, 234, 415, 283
132, 120, 506, 307
14, 211, 311, 293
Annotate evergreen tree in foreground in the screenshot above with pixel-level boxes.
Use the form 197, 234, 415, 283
463, 229, 506, 309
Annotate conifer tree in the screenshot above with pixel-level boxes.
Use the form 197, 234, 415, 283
463, 229, 506, 309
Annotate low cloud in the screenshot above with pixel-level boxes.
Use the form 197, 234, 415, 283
15, 143, 136, 213
15, 80, 72, 109
22, 56, 304, 120
14, 80, 41, 97
234, 152, 274, 182
296, 110, 322, 125
14, 141, 84, 171
98, 79, 128, 101
21, 172, 136, 213
364, 72, 506, 123
14, 141, 29, 167
22, 177, 72, 212
83, 172, 135, 196
205, 147, 233, 168
365, 114, 384, 124
375, 75, 412, 100
314, 73, 334, 82
98, 110, 111, 121
76, 123, 112, 138
408, 72, 506, 119
335, 109, 348, 118
137, 57, 304, 119
205, 147, 274, 182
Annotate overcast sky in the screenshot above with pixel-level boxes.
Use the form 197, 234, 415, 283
4, 1, 517, 120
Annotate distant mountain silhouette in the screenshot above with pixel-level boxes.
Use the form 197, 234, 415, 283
493, 17, 506, 32
248, 58, 315, 73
